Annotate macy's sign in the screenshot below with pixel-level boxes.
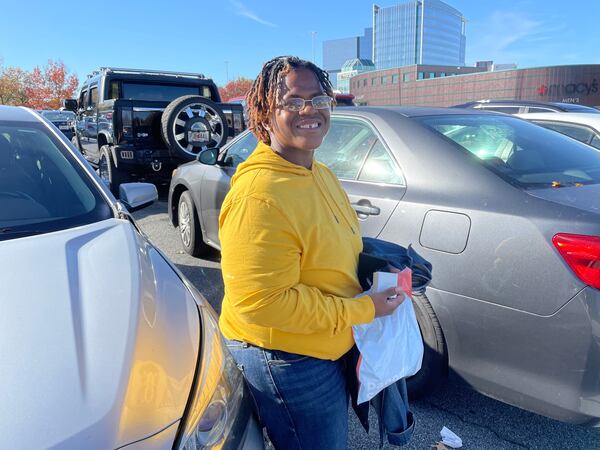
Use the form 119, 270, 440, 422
538, 80, 599, 96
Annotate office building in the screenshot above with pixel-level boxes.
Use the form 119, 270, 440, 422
373, 0, 466, 70
323, 28, 372, 89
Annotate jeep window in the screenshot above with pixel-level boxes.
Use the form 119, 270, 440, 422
121, 82, 213, 102
78, 89, 87, 110
109, 81, 119, 100
89, 86, 98, 108
0, 121, 112, 241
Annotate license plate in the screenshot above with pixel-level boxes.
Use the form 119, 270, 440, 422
189, 131, 209, 143
59, 125, 70, 130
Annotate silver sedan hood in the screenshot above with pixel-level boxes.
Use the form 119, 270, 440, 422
0, 219, 200, 449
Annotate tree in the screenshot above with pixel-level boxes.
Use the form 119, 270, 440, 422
219, 77, 253, 102
24, 60, 79, 110
0, 65, 29, 105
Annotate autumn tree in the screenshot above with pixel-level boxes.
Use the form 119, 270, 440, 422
24, 60, 79, 110
219, 77, 253, 102
0, 65, 29, 105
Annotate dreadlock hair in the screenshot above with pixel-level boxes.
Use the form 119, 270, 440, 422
246, 55, 335, 145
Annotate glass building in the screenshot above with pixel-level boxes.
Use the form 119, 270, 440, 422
337, 58, 376, 94
323, 28, 372, 89
373, 0, 466, 70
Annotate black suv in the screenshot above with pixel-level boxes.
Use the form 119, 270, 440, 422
64, 67, 245, 194
452, 99, 600, 114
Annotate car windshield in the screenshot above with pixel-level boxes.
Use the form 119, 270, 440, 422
41, 111, 75, 121
416, 114, 600, 188
0, 121, 112, 240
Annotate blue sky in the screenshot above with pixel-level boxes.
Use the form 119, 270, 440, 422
1, 0, 598, 88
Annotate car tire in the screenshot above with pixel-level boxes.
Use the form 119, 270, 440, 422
98, 145, 128, 196
177, 190, 212, 257
161, 95, 229, 161
407, 292, 448, 398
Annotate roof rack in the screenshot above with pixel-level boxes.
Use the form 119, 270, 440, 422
97, 67, 206, 79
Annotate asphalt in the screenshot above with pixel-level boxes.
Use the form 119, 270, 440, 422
133, 197, 600, 450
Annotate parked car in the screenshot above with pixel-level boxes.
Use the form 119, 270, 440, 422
0, 105, 263, 449
168, 106, 600, 425
515, 112, 600, 149
39, 109, 76, 139
453, 99, 600, 115
63, 67, 246, 195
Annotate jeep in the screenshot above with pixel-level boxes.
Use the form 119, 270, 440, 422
64, 67, 245, 194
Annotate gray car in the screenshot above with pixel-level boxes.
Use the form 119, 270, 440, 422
169, 106, 600, 426
0, 106, 263, 449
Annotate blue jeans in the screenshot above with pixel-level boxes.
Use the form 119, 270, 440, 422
224, 339, 349, 450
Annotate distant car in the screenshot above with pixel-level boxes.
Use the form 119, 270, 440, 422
39, 109, 76, 139
0, 105, 263, 449
169, 106, 600, 425
516, 112, 600, 150
335, 93, 355, 106
453, 99, 600, 115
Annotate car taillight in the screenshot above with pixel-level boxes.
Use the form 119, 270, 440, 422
233, 111, 243, 133
553, 233, 600, 290
121, 107, 133, 138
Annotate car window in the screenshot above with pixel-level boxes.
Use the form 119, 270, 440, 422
315, 117, 378, 180
121, 82, 212, 102
526, 107, 554, 113
417, 114, 600, 188
590, 134, 600, 150
532, 121, 596, 145
41, 111, 75, 121
223, 132, 257, 167
89, 86, 98, 108
358, 140, 405, 185
78, 89, 87, 110
0, 121, 112, 240
477, 106, 521, 114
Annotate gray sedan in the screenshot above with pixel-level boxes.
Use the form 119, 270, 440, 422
168, 106, 600, 425
0, 106, 263, 449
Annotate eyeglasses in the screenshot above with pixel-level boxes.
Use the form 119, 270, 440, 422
280, 95, 333, 112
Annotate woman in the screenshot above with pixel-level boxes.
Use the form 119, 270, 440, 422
219, 56, 404, 449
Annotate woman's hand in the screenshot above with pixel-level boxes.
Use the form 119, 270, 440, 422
370, 286, 406, 317
369, 265, 407, 318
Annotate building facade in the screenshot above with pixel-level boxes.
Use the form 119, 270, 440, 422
373, 0, 466, 70
349, 64, 600, 108
323, 28, 372, 89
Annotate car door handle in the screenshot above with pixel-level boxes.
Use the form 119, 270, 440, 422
351, 202, 380, 216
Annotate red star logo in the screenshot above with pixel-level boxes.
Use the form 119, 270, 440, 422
537, 84, 548, 95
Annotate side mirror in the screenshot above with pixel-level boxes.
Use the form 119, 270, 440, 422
197, 147, 219, 165
63, 99, 77, 112
118, 182, 158, 212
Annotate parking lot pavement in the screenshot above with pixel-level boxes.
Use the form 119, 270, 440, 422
134, 198, 600, 449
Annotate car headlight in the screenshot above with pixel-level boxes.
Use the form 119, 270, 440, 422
175, 303, 244, 449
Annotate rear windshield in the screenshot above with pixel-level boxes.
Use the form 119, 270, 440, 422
41, 111, 75, 121
0, 121, 112, 240
416, 114, 600, 188
121, 82, 214, 102
558, 103, 600, 113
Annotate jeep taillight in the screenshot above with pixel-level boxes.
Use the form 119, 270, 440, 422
121, 107, 133, 138
553, 233, 600, 290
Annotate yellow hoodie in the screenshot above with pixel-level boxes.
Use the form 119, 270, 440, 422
218, 141, 375, 360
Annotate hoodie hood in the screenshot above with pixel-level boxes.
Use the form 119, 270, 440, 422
230, 141, 311, 187
229, 141, 357, 234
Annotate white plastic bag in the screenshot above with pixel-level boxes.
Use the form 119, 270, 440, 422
352, 270, 424, 404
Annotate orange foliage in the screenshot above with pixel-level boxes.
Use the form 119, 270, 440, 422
219, 77, 253, 102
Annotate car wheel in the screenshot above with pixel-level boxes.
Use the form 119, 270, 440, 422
98, 145, 128, 196
161, 95, 229, 161
407, 292, 448, 398
178, 191, 212, 257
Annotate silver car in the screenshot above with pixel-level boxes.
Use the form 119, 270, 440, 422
169, 107, 600, 425
0, 106, 263, 449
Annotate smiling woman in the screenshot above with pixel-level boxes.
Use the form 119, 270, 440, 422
217, 56, 405, 450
